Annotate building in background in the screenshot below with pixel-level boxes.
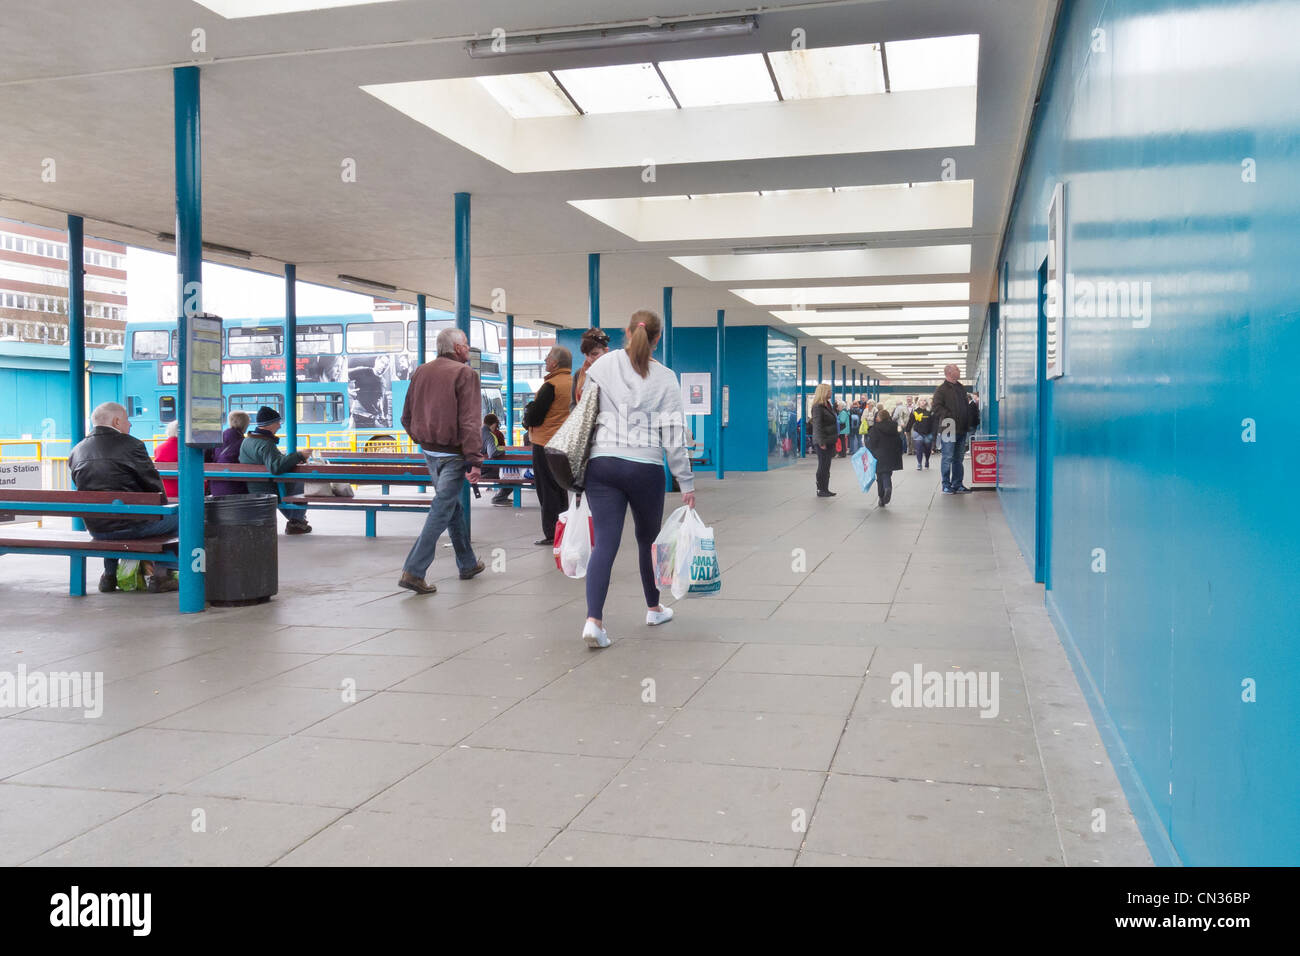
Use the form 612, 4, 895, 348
0, 218, 127, 348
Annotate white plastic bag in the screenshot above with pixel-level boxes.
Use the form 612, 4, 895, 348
653, 505, 689, 592
684, 510, 721, 595
557, 494, 594, 579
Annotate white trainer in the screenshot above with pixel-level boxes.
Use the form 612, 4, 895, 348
582, 620, 610, 649
646, 606, 674, 626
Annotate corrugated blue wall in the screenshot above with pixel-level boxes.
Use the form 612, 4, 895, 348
987, 0, 1300, 864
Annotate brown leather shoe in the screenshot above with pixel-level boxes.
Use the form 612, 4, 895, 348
146, 573, 179, 593
398, 572, 436, 595
459, 560, 486, 580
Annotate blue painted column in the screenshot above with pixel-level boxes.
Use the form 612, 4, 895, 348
454, 192, 472, 534
588, 253, 600, 329
661, 287, 673, 367
505, 314, 515, 442
841, 365, 846, 407
817, 353, 823, 385
799, 345, 807, 459
66, 216, 87, 570
417, 293, 428, 368
284, 264, 298, 451
987, 303, 1000, 437
830, 360, 836, 404
715, 309, 724, 480
174, 65, 205, 613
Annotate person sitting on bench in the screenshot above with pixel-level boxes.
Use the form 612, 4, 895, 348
67, 402, 180, 594
239, 405, 312, 534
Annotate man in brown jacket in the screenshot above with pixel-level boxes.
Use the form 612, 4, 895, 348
523, 345, 573, 545
396, 327, 485, 594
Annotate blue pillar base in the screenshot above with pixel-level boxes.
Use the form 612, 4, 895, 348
365, 510, 376, 538
69, 556, 86, 596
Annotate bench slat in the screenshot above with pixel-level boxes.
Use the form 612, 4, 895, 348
0, 490, 166, 505
0, 529, 177, 553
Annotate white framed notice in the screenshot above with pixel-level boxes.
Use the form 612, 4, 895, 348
681, 373, 711, 416
1046, 182, 1066, 379
721, 386, 730, 427
0, 460, 42, 524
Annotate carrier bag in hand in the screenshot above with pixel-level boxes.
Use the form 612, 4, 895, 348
556, 494, 594, 579
850, 447, 877, 493
653, 505, 689, 591
682, 508, 720, 595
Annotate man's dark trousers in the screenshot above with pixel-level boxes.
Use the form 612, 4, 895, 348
531, 443, 565, 542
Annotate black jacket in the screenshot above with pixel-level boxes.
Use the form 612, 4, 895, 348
910, 408, 935, 437
864, 416, 904, 473
68, 425, 166, 534
931, 379, 972, 438
968, 399, 981, 432
810, 402, 839, 445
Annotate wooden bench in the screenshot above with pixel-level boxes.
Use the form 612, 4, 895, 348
0, 490, 179, 596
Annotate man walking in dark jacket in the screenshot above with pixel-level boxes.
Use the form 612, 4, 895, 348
68, 402, 179, 593
397, 327, 485, 594
931, 364, 974, 494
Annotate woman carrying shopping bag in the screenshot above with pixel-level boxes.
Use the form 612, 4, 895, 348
810, 383, 839, 498
579, 309, 695, 649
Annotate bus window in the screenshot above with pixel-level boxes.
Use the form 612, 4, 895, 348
229, 394, 284, 418
296, 323, 343, 354
482, 389, 506, 422
470, 320, 486, 351
405, 319, 453, 354
229, 326, 283, 357
347, 321, 404, 353
483, 322, 500, 354
158, 395, 177, 423
297, 393, 344, 424
132, 329, 170, 360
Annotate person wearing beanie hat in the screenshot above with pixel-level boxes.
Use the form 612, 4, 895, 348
238, 404, 313, 533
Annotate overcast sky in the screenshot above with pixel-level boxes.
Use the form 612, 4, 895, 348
127, 247, 374, 322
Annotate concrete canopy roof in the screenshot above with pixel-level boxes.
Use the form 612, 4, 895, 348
0, 0, 1057, 383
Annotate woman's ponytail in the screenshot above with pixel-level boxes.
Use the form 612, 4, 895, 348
625, 309, 661, 378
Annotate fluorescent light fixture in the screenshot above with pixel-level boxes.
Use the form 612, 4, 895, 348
552, 63, 675, 114
884, 34, 980, 92
337, 274, 398, 294
732, 283, 970, 306
155, 232, 252, 260
192, 0, 399, 17
808, 327, 967, 338
466, 15, 757, 58
656, 53, 777, 107
771, 306, 969, 325
768, 43, 886, 98
674, 245, 970, 283
533, 319, 565, 330
475, 73, 577, 119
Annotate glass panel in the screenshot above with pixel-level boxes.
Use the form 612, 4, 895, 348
883, 34, 979, 92
228, 325, 284, 357
657, 53, 777, 108
767, 330, 799, 468
296, 392, 344, 424
470, 320, 485, 351
552, 63, 675, 114
296, 323, 343, 354
483, 322, 500, 354
132, 329, 170, 360
346, 321, 404, 353
476, 72, 578, 118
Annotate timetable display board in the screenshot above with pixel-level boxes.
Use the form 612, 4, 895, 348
185, 314, 224, 447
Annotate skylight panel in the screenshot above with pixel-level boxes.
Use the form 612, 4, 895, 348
733, 283, 970, 306
193, 0, 399, 16
656, 53, 778, 107
884, 34, 980, 91
767, 43, 886, 99
475, 73, 578, 119
552, 64, 675, 114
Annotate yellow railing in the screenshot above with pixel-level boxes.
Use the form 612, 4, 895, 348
0, 438, 46, 461
319, 430, 414, 453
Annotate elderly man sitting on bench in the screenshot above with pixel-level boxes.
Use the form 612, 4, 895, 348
68, 402, 180, 593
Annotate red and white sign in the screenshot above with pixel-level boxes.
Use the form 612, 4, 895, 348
969, 439, 998, 488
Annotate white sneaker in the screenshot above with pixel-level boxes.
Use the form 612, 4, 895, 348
646, 606, 674, 626
582, 620, 610, 649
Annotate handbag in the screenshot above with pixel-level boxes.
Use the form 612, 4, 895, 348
543, 382, 600, 491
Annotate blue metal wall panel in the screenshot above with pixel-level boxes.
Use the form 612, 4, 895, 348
991, 0, 1300, 864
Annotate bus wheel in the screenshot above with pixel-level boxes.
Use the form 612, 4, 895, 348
364, 434, 401, 453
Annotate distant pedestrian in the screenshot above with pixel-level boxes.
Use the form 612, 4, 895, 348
210, 411, 250, 497
152, 420, 180, 500
397, 327, 486, 593
865, 406, 903, 507
931, 365, 975, 494
482, 413, 514, 506
580, 310, 694, 649
848, 401, 863, 454
572, 328, 611, 408
836, 402, 850, 457
810, 384, 838, 497
909, 400, 934, 470
522, 345, 573, 545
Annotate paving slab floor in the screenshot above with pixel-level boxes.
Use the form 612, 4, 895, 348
0, 453, 1152, 866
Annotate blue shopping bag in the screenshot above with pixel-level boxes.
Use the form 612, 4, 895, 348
850, 447, 877, 492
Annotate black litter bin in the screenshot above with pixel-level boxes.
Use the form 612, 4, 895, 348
205, 494, 278, 606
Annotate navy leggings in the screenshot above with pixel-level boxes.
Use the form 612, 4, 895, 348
583, 455, 666, 619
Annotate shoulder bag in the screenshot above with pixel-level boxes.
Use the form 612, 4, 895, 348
544, 382, 600, 491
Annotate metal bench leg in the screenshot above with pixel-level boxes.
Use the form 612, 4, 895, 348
366, 510, 376, 537
69, 555, 86, 596
513, 486, 522, 508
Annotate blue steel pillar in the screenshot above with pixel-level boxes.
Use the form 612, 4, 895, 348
284, 264, 298, 451
67, 215, 86, 583
841, 365, 847, 407
417, 293, 428, 367
174, 65, 205, 613
830, 360, 836, 404
715, 309, 724, 480
454, 192, 472, 534
817, 353, 823, 386
661, 287, 673, 367
988, 304, 1000, 436
588, 253, 601, 329
505, 313, 514, 443
799, 344, 807, 459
